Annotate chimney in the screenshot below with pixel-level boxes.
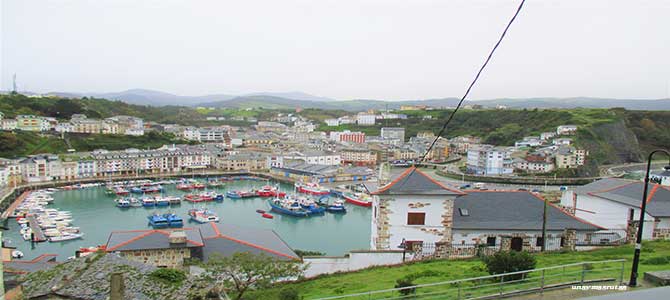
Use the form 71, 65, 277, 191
168, 230, 187, 244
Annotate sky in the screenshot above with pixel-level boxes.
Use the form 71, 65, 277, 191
1, 0, 669, 101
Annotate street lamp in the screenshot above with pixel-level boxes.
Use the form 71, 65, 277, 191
629, 149, 670, 287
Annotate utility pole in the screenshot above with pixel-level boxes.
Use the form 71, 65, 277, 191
541, 197, 547, 252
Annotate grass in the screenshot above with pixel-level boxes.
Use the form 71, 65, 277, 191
249, 241, 670, 300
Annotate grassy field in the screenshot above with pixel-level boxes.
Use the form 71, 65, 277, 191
249, 241, 670, 300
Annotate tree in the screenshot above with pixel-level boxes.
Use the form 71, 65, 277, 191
202, 252, 305, 300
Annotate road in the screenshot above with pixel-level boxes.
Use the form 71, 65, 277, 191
419, 168, 570, 191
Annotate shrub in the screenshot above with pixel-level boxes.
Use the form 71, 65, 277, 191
642, 256, 670, 265
482, 251, 537, 282
395, 278, 416, 296
278, 287, 301, 300
149, 268, 187, 284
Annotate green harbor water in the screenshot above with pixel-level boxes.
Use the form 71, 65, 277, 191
3, 179, 372, 260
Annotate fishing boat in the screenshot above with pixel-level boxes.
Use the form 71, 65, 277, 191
115, 198, 131, 208
130, 187, 144, 194
326, 200, 347, 213
166, 196, 182, 205
295, 182, 330, 196
129, 198, 142, 207
192, 182, 206, 189
268, 199, 309, 217
255, 186, 286, 198
184, 192, 216, 202
208, 180, 224, 187
154, 197, 170, 207
176, 183, 192, 191
115, 187, 129, 196
142, 197, 156, 207
226, 190, 256, 199
342, 192, 373, 207
147, 213, 169, 228
188, 208, 220, 223
163, 213, 184, 228
142, 185, 163, 193
297, 197, 326, 214
49, 233, 84, 242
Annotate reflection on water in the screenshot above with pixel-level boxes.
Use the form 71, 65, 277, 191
3, 180, 371, 260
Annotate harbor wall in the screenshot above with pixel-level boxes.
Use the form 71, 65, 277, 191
303, 250, 406, 278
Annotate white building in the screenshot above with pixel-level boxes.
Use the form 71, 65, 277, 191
381, 127, 405, 145
1, 119, 17, 131
556, 125, 578, 135
540, 132, 557, 141
514, 136, 542, 148
283, 150, 341, 166
356, 114, 376, 125
560, 178, 670, 240
371, 167, 600, 251
324, 119, 340, 127
55, 122, 74, 133
466, 145, 513, 175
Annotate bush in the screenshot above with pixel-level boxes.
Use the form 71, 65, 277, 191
278, 287, 301, 300
149, 268, 187, 284
482, 251, 537, 282
395, 278, 416, 296
642, 256, 670, 265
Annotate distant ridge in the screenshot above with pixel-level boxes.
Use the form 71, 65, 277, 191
4, 89, 670, 111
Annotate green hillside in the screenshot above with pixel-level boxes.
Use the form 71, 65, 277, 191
0, 131, 190, 158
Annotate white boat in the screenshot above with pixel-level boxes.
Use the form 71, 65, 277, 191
49, 233, 84, 242
188, 208, 220, 223
11, 250, 24, 259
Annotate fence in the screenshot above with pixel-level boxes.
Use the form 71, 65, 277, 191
404, 231, 628, 262
312, 259, 626, 300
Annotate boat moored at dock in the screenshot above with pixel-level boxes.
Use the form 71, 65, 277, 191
295, 182, 331, 196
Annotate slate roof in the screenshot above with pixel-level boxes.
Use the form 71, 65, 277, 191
199, 223, 299, 261
105, 228, 204, 252
453, 191, 601, 231
3, 254, 58, 274
372, 167, 465, 195
574, 178, 635, 195
588, 183, 670, 217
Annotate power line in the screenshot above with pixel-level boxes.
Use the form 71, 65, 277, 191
419, 0, 526, 162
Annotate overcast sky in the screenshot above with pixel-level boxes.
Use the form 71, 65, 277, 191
1, 0, 669, 100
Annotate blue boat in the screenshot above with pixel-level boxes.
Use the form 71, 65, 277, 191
142, 197, 156, 207
115, 198, 131, 208
326, 200, 347, 213
130, 187, 144, 194
147, 213, 169, 228
163, 213, 184, 228
268, 199, 309, 217
214, 193, 224, 201
300, 203, 326, 214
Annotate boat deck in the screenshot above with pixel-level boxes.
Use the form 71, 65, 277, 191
26, 215, 47, 242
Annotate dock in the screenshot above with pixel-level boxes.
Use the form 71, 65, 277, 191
26, 214, 47, 242
1, 190, 29, 219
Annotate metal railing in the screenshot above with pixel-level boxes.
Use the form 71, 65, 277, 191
311, 259, 626, 300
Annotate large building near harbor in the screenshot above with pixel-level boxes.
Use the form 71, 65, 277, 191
91, 144, 213, 176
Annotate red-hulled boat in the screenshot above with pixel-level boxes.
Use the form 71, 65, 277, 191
255, 186, 286, 198
295, 182, 330, 196
342, 192, 372, 207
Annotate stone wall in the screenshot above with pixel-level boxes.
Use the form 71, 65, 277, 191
120, 248, 191, 268
653, 228, 670, 240
441, 198, 454, 243
562, 229, 576, 251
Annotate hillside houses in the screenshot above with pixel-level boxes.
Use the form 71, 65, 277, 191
0, 112, 146, 136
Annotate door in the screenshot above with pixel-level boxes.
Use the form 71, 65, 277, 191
511, 237, 523, 251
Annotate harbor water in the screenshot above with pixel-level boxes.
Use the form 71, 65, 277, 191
3, 179, 372, 260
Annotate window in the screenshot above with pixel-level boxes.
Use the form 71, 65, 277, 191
459, 208, 469, 216
486, 237, 496, 246
536, 237, 544, 247
407, 212, 426, 225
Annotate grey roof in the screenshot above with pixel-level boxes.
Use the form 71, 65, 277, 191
106, 228, 204, 251
373, 167, 464, 195
589, 183, 670, 217
574, 178, 635, 195
3, 254, 57, 274
453, 191, 600, 231
199, 223, 299, 261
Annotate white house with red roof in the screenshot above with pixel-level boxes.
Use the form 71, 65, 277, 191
372, 167, 602, 252
560, 178, 670, 240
